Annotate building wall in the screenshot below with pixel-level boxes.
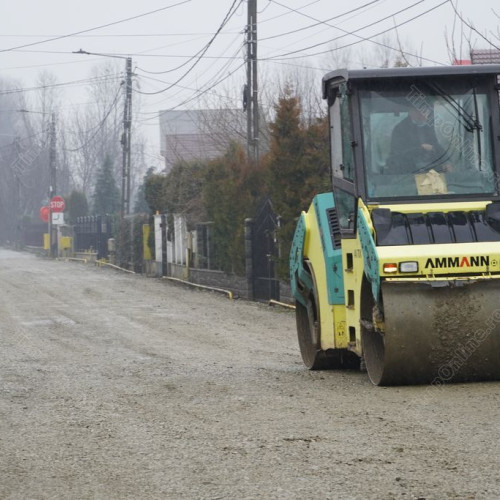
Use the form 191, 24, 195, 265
159, 109, 246, 173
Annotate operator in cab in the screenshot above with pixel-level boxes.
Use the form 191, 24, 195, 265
386, 106, 452, 174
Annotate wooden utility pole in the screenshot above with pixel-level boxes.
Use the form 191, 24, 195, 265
73, 49, 133, 217
49, 113, 56, 196
121, 57, 132, 217
48, 113, 56, 257
246, 0, 259, 164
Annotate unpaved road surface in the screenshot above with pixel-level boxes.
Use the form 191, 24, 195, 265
1, 249, 499, 499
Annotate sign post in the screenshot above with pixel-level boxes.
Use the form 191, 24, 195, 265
48, 196, 65, 257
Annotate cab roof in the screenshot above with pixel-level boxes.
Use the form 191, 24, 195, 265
322, 64, 500, 98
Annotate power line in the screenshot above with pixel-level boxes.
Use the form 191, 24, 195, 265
153, 31, 245, 105
8, 49, 244, 60
137, 61, 246, 124
0, 32, 241, 39
136, 30, 244, 80
263, 0, 450, 65
63, 84, 123, 153
137, 0, 243, 95
0, 0, 192, 53
0, 73, 122, 96
136, 32, 244, 75
136, 38, 245, 117
261, 0, 382, 41
259, 0, 425, 60
258, 0, 321, 25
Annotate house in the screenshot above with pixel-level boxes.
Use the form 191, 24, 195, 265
159, 109, 246, 173
470, 49, 500, 65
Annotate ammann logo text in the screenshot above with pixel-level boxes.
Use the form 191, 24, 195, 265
424, 256, 490, 269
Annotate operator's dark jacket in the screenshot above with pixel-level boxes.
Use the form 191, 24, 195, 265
386, 116, 446, 174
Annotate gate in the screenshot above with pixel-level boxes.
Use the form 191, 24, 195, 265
23, 222, 46, 247
74, 215, 113, 259
251, 199, 280, 301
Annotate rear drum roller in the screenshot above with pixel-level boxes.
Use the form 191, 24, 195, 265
295, 298, 331, 370
361, 321, 386, 386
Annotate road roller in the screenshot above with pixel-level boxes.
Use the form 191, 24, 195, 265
289, 64, 500, 385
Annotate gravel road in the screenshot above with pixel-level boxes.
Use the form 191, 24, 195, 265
1, 249, 499, 499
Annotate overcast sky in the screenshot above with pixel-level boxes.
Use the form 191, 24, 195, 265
2, 0, 499, 166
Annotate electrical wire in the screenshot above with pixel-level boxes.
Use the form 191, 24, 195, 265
136, 39, 245, 107
258, 0, 321, 25
151, 33, 245, 105
0, 1, 192, 53
0, 73, 122, 96
263, 0, 450, 65
63, 84, 123, 153
137, 60, 246, 124
135, 35, 243, 75
260, 0, 425, 60
0, 129, 49, 151
261, 0, 382, 41
135, 0, 242, 91
136, 32, 244, 91
0, 32, 241, 39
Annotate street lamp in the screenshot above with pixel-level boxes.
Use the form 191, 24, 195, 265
73, 49, 133, 217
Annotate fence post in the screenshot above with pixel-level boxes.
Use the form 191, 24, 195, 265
245, 218, 254, 301
161, 215, 167, 276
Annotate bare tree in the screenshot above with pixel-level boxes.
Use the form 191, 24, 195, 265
0, 77, 49, 243
65, 61, 123, 202
65, 61, 147, 211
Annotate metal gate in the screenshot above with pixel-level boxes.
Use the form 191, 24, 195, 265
74, 215, 113, 259
251, 199, 280, 301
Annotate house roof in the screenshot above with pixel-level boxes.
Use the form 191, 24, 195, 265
470, 49, 500, 65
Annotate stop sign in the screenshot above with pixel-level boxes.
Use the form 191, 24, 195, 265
50, 195, 65, 213
40, 206, 50, 223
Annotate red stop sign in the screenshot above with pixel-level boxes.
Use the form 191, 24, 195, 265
40, 206, 50, 223
50, 196, 65, 213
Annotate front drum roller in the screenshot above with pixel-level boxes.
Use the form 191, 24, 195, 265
362, 280, 500, 386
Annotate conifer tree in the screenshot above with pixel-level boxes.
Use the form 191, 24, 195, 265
92, 154, 120, 215
134, 167, 155, 214
265, 85, 330, 277
65, 190, 89, 224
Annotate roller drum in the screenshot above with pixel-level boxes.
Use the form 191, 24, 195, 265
362, 280, 500, 386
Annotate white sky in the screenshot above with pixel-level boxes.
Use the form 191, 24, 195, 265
1, 0, 499, 168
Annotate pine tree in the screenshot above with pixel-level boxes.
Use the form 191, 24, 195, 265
92, 154, 120, 215
134, 167, 155, 214
66, 190, 89, 224
264, 85, 331, 277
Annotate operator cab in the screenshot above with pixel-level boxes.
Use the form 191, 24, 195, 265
323, 65, 500, 209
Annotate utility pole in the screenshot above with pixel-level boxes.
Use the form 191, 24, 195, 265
48, 113, 56, 257
49, 113, 56, 196
121, 57, 133, 217
246, 0, 259, 164
73, 50, 133, 217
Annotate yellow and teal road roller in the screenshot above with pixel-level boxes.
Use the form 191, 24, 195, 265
290, 64, 500, 385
